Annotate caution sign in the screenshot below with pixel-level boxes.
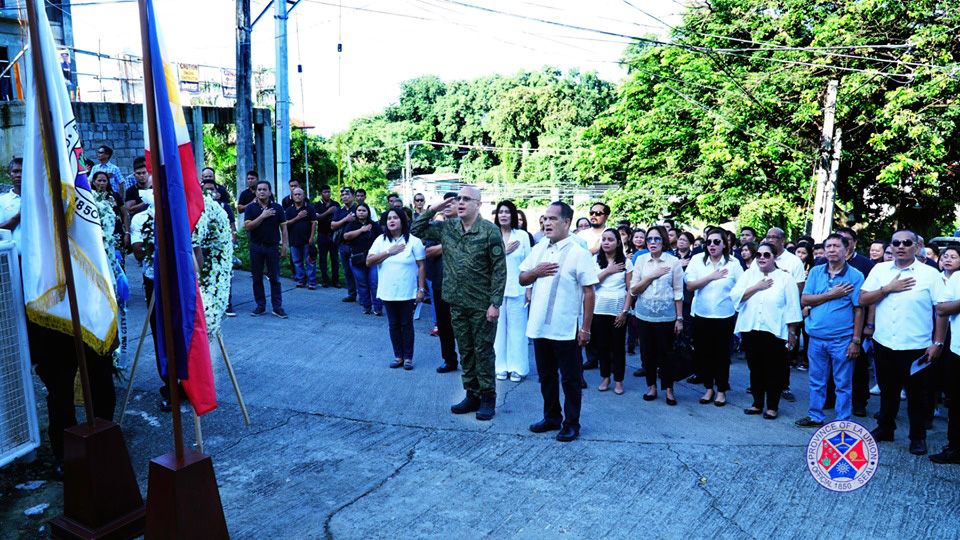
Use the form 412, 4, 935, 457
179, 63, 199, 94
221, 69, 236, 99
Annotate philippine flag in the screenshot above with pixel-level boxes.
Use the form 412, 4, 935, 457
142, 0, 216, 415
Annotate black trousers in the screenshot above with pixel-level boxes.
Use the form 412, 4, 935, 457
639, 320, 675, 389
694, 316, 736, 392
534, 338, 582, 430
826, 343, 872, 409
433, 282, 457, 365
875, 342, 930, 441
591, 314, 626, 381
250, 242, 282, 310
316, 234, 340, 285
27, 321, 116, 461
384, 300, 416, 360
946, 352, 960, 448
742, 330, 787, 411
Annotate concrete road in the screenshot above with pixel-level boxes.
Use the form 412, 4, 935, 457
4, 267, 960, 539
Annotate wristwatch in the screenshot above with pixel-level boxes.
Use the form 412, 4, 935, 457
417, 288, 428, 293
865, 323, 875, 329
851, 337, 862, 345
934, 341, 944, 348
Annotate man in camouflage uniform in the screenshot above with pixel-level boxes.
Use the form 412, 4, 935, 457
412, 186, 506, 421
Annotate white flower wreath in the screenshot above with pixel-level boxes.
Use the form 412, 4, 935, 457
134, 194, 234, 336
193, 194, 234, 335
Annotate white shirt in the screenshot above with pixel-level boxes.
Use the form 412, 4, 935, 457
502, 228, 532, 298
776, 249, 807, 284
369, 234, 425, 301
940, 272, 960, 356
630, 252, 684, 322
685, 254, 744, 319
130, 209, 154, 280
576, 227, 604, 253
594, 258, 633, 316
730, 266, 802, 340
520, 235, 599, 341
862, 260, 944, 351
0, 191, 21, 248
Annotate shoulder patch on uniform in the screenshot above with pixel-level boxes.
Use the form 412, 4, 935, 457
491, 245, 504, 257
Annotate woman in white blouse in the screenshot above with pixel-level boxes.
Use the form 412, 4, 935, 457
729, 242, 802, 419
685, 228, 743, 407
366, 208, 427, 371
493, 201, 533, 382
630, 225, 685, 405
591, 229, 634, 394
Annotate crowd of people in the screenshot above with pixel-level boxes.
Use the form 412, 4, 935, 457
239, 180, 960, 457
5, 150, 960, 471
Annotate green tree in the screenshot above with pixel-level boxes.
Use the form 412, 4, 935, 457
578, 0, 960, 239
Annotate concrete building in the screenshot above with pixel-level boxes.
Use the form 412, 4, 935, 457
0, 1, 76, 101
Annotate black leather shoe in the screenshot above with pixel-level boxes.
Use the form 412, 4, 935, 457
930, 448, 960, 464
341, 295, 356, 303
687, 375, 701, 384
529, 419, 562, 433
795, 417, 824, 428
451, 393, 481, 414
157, 397, 172, 412
51, 462, 64, 482
871, 427, 894, 442
781, 390, 796, 402
666, 397, 677, 406
909, 439, 928, 455
555, 426, 579, 442
436, 363, 458, 373
823, 401, 835, 410
475, 393, 496, 421
852, 406, 867, 418
633, 368, 646, 377
582, 361, 598, 370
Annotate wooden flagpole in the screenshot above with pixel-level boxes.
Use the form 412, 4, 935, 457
29, 4, 147, 537
24, 0, 95, 427
138, 0, 184, 463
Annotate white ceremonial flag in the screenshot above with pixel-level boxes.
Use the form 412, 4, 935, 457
20, 0, 117, 355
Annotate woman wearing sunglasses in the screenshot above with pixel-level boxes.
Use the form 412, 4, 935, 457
685, 229, 744, 407
630, 225, 684, 404
730, 242, 802, 419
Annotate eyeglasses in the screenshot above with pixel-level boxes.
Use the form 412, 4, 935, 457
891, 239, 915, 247
589, 211, 606, 217
414, 198, 424, 202
707, 238, 723, 246
455, 196, 476, 202
757, 252, 774, 259
646, 237, 663, 243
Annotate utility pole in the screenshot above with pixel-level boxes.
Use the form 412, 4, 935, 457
811, 79, 839, 242
274, 0, 290, 200
235, 0, 253, 201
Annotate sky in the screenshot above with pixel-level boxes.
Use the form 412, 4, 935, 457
66, 0, 685, 137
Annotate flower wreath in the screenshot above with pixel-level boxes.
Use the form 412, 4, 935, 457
135, 194, 234, 335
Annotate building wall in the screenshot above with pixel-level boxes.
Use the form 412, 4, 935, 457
0, 101, 274, 195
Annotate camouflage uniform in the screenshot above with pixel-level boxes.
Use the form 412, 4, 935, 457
412, 210, 506, 397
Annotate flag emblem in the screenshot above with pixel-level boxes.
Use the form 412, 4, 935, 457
806, 421, 879, 492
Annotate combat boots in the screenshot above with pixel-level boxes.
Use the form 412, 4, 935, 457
451, 392, 481, 414
475, 392, 496, 421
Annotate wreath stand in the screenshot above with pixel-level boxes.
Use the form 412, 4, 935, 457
118, 293, 251, 451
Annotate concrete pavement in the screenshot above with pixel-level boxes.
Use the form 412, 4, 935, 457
4, 265, 960, 539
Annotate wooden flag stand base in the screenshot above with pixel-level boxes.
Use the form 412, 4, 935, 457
49, 419, 146, 540
144, 448, 228, 539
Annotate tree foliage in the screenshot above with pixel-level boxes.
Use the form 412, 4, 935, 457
577, 0, 960, 239
333, 68, 617, 187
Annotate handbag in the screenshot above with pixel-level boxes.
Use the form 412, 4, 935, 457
672, 331, 696, 381
350, 250, 367, 268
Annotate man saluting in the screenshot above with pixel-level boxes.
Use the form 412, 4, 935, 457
412, 186, 506, 421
